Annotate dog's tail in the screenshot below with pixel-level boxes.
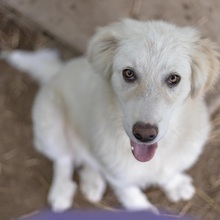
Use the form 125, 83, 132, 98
0, 49, 64, 85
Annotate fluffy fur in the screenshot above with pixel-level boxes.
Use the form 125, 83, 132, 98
2, 19, 219, 213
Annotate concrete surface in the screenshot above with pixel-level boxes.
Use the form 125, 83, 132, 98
1, 0, 220, 53
0, 0, 133, 52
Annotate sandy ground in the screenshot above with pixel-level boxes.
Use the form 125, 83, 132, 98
0, 3, 220, 220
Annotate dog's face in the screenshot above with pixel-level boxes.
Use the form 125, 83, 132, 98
111, 33, 192, 145
88, 19, 219, 162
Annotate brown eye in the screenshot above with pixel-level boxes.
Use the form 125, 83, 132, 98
166, 73, 181, 87
122, 69, 137, 82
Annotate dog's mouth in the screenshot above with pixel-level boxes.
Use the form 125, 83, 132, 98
130, 140, 158, 162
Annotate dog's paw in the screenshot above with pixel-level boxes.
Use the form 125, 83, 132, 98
164, 174, 195, 203
80, 174, 106, 203
125, 200, 159, 214
127, 197, 159, 213
114, 185, 159, 213
146, 204, 159, 215
48, 180, 77, 212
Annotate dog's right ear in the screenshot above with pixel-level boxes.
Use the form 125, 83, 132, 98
87, 25, 120, 79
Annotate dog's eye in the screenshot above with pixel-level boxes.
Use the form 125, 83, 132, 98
166, 73, 181, 87
122, 69, 137, 82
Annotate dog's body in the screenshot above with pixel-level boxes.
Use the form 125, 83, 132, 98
2, 19, 219, 212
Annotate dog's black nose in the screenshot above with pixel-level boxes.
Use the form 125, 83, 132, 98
132, 122, 158, 143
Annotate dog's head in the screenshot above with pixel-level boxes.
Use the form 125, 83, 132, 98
88, 19, 219, 162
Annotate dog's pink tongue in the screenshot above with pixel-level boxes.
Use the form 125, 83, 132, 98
130, 140, 158, 162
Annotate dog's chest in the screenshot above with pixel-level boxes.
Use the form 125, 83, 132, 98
93, 135, 202, 187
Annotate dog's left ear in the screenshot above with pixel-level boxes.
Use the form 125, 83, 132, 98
87, 24, 120, 79
191, 38, 220, 98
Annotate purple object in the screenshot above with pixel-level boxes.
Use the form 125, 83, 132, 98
22, 210, 192, 220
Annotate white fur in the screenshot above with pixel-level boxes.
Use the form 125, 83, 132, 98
1, 49, 63, 84
2, 19, 219, 213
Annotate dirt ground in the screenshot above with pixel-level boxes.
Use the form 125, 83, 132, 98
0, 3, 220, 220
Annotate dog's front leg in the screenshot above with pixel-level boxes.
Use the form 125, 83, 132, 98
48, 157, 77, 212
113, 185, 158, 213
79, 165, 106, 203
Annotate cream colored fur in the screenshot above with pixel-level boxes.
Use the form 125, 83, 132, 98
2, 19, 219, 213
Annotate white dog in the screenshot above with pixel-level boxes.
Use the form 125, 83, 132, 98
2, 19, 219, 213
